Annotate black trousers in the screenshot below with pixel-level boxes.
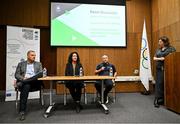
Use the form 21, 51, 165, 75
19, 80, 43, 113
95, 79, 113, 98
66, 81, 83, 102
155, 68, 164, 100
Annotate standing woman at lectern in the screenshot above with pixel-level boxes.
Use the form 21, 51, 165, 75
153, 36, 176, 108
65, 51, 84, 113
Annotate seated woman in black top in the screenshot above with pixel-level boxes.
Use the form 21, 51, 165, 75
65, 52, 84, 113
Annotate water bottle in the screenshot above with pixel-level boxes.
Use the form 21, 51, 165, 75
79, 67, 83, 76
43, 68, 47, 77
109, 67, 113, 77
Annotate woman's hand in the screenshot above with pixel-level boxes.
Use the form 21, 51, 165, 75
153, 57, 165, 61
160, 57, 165, 61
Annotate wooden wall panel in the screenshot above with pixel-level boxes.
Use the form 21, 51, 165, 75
158, 0, 180, 29
152, 0, 180, 78
126, 0, 152, 33
151, 0, 180, 112
0, 26, 6, 90
152, 23, 180, 51
57, 33, 151, 77
0, 0, 49, 26
0, 0, 51, 90
0, 0, 152, 92
56, 0, 152, 77
56, 0, 152, 93
57, 48, 117, 76
57, 82, 146, 94
172, 40, 180, 52
164, 52, 180, 113
170, 22, 180, 42
1, 0, 179, 93
151, 0, 159, 32
40, 28, 57, 88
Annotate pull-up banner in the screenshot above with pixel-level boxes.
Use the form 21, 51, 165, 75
6, 26, 40, 101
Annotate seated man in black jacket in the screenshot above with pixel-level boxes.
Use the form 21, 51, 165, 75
14, 50, 44, 121
95, 55, 117, 103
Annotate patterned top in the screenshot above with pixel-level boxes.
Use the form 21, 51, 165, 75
155, 46, 176, 69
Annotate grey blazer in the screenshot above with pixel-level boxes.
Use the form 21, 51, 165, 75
15, 61, 42, 81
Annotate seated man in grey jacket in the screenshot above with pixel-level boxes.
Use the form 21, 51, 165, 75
15, 50, 44, 121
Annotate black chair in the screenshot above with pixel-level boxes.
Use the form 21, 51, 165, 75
14, 80, 45, 112
57, 81, 87, 105
94, 80, 116, 103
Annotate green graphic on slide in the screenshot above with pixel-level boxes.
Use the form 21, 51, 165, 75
51, 19, 98, 46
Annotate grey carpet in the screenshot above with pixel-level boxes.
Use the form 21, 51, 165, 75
0, 92, 180, 123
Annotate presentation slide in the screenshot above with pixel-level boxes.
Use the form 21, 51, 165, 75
51, 2, 126, 47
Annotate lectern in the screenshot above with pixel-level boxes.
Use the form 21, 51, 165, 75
164, 52, 180, 113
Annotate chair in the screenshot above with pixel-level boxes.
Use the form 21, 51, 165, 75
14, 80, 45, 112
57, 81, 87, 105
94, 80, 116, 103
111, 80, 116, 103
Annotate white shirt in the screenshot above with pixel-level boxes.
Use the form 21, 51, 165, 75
25, 62, 35, 78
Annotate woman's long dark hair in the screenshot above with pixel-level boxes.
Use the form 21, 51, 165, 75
68, 51, 80, 64
159, 36, 170, 47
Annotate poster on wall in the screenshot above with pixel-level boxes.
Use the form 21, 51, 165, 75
6, 26, 40, 101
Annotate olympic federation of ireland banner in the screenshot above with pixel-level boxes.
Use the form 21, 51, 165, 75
139, 21, 152, 91
6, 26, 40, 101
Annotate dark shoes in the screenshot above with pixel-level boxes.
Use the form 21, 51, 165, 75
76, 105, 80, 113
154, 98, 164, 108
19, 112, 25, 121
158, 99, 164, 105
75, 101, 82, 113
154, 99, 160, 108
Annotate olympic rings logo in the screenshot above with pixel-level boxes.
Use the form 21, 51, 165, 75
141, 38, 149, 69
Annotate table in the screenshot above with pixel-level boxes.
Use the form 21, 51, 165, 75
38, 75, 115, 117
115, 76, 155, 83
115, 76, 140, 82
